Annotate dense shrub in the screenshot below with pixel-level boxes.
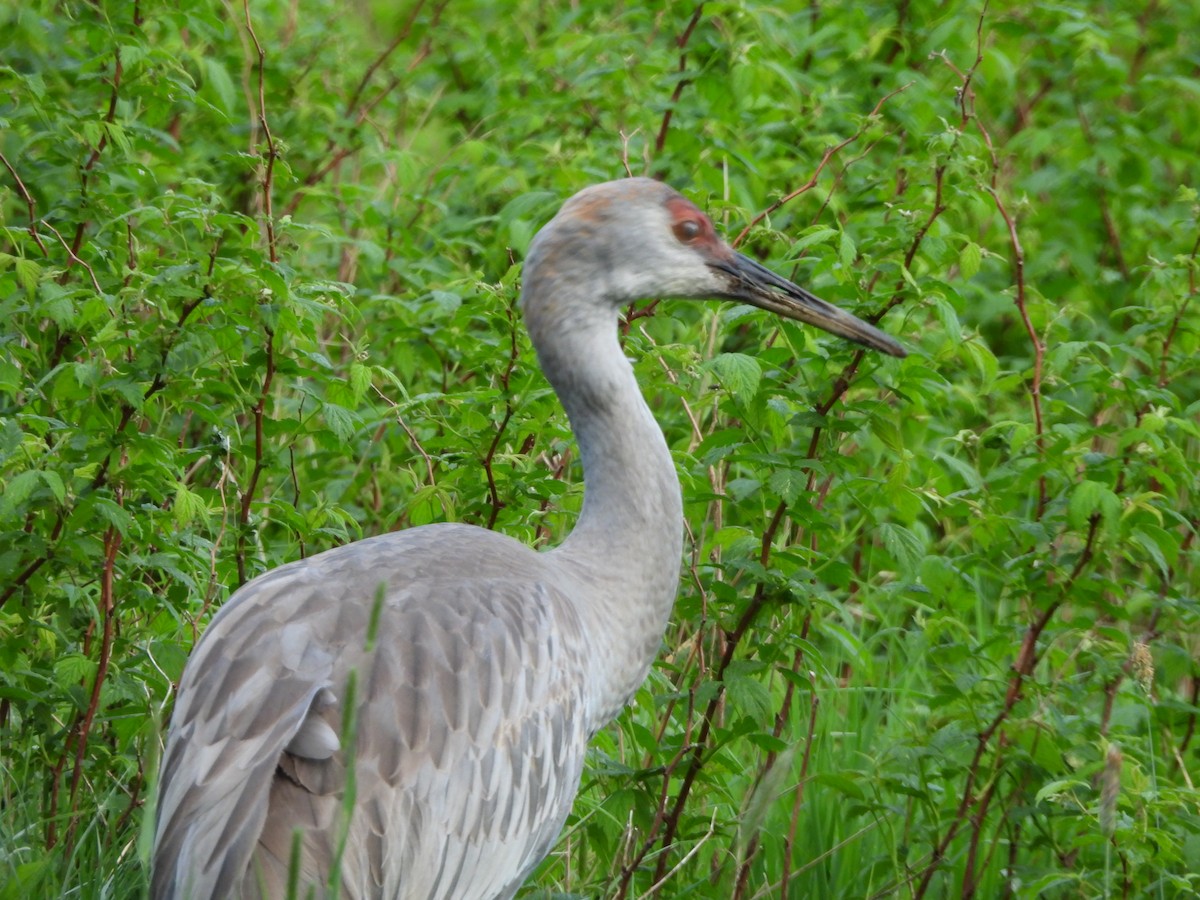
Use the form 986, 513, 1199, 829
1, 1, 1197, 896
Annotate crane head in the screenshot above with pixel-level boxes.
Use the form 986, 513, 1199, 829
522, 178, 906, 358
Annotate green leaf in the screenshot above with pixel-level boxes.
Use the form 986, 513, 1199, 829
0, 470, 40, 518
92, 498, 134, 535
40, 470, 65, 504
1035, 779, 1088, 805
38, 283, 75, 327
725, 668, 773, 724
768, 468, 805, 504
962, 339, 999, 390
878, 522, 924, 574
173, 482, 207, 526
839, 230, 857, 268
54, 653, 96, 688
322, 402, 359, 442
14, 257, 41, 296
960, 241, 982, 280
348, 362, 372, 405
791, 226, 838, 253
201, 58, 238, 115
1130, 525, 1177, 579
932, 295, 961, 336
707, 352, 761, 404
1068, 479, 1121, 530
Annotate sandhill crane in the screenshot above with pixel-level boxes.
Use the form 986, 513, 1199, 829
152, 177, 905, 899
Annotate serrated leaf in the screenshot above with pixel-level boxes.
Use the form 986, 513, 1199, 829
40, 470, 65, 504
725, 670, 773, 724
727, 477, 761, 501
960, 241, 982, 280
73, 360, 99, 388
173, 482, 207, 527
93, 498, 134, 535
103, 121, 132, 156
323, 402, 358, 442
54, 653, 96, 689
839, 230, 857, 267
707, 352, 761, 403
963, 339, 998, 390
932, 295, 960, 336
879, 522, 924, 574
1068, 479, 1121, 530
427, 290, 462, 316
695, 428, 748, 465
39, 287, 75, 327
348, 362, 372, 405
1130, 526, 1176, 579
149, 640, 191, 682
919, 555, 958, 593
0, 470, 40, 519
201, 58, 238, 115
791, 226, 838, 253
768, 468, 805, 504
15, 257, 41, 296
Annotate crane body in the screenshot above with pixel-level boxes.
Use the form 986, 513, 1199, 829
153, 178, 904, 899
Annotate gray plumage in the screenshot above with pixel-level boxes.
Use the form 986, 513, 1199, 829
152, 178, 904, 899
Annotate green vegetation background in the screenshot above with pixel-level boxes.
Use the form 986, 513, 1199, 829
2, 0, 1198, 896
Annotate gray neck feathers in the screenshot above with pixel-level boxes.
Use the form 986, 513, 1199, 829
522, 273, 684, 726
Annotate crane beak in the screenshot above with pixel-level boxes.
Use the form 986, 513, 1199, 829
711, 252, 907, 358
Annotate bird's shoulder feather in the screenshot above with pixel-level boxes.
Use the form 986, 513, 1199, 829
153, 523, 591, 900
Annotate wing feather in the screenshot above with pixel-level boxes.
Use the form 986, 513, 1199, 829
153, 524, 591, 900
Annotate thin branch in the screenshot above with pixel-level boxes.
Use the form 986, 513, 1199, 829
1160, 230, 1199, 387
482, 296, 523, 530
372, 386, 437, 486
635, 809, 718, 900
243, 0, 279, 263
654, 5, 706, 155
913, 509, 1101, 897
986, 183, 1043, 517
0, 243, 213, 612
640, 500, 789, 889
732, 82, 913, 247
936, 9, 1045, 519
345, 0, 427, 115
1074, 99, 1129, 278
616, 81, 914, 895
237, 323, 277, 584
42, 221, 103, 295
0, 152, 49, 255
282, 0, 450, 217
59, 48, 123, 283
64, 512, 123, 853
779, 663, 820, 899
619, 128, 640, 178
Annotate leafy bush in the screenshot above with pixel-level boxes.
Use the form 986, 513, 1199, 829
1, 0, 1197, 897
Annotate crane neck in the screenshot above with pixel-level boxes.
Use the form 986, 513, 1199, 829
523, 289, 684, 727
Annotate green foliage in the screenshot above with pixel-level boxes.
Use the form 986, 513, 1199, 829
2, 0, 1198, 897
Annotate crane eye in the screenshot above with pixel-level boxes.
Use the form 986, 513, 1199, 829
673, 219, 703, 243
